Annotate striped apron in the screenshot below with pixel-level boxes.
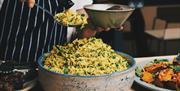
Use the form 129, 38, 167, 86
0, 0, 72, 64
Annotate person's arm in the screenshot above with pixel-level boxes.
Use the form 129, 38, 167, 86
25, 0, 122, 39
76, 9, 113, 38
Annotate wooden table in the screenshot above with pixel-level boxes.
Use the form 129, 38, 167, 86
30, 55, 176, 91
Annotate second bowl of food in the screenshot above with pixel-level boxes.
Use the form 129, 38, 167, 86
38, 38, 136, 91
84, 4, 134, 28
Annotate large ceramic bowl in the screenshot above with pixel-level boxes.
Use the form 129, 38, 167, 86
38, 52, 136, 91
84, 4, 134, 28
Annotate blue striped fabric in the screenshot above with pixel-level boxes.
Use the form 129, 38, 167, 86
0, 0, 69, 64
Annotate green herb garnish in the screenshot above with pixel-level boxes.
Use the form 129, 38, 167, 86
153, 59, 169, 63
170, 65, 180, 72
135, 67, 142, 77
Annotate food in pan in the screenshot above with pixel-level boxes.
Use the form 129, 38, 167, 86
135, 58, 180, 90
54, 9, 88, 29
43, 38, 130, 76
0, 61, 37, 91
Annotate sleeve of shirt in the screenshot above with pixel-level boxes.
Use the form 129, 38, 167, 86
0, 0, 4, 10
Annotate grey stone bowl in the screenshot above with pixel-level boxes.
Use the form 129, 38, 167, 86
84, 4, 134, 28
38, 52, 136, 91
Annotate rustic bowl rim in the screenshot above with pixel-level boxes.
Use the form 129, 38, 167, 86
84, 4, 135, 12
38, 52, 136, 78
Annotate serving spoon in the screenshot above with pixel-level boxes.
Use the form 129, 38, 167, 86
22, 0, 78, 26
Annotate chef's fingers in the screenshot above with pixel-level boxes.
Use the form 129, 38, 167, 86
96, 27, 111, 32
96, 27, 105, 32
28, 0, 35, 8
104, 27, 110, 31
20, 0, 35, 8
114, 25, 124, 31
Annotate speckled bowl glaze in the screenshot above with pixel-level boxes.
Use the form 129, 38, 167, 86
38, 52, 136, 91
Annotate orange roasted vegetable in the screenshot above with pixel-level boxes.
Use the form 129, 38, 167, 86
173, 72, 180, 85
158, 69, 174, 81
144, 62, 169, 73
141, 71, 154, 83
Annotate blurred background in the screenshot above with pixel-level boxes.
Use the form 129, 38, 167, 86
123, 5, 180, 57
94, 0, 180, 57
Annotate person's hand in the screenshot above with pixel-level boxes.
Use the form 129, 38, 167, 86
95, 25, 123, 32
20, 0, 35, 8
76, 8, 123, 38
26, 0, 35, 8
28, 0, 35, 8
80, 24, 123, 38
